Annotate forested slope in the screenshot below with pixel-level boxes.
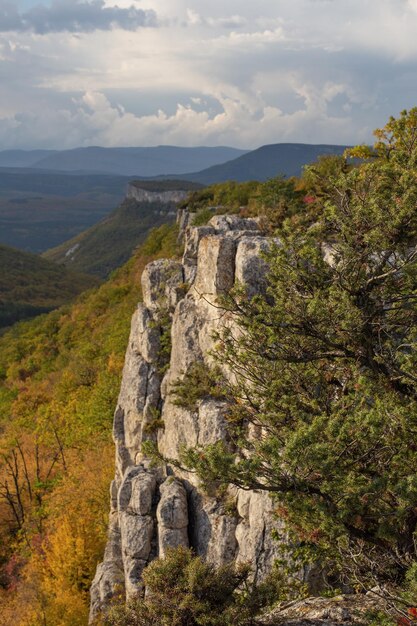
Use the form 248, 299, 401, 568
0, 223, 181, 626
0, 244, 99, 329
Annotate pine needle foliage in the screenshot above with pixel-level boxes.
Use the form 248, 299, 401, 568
181, 109, 417, 590
105, 547, 265, 626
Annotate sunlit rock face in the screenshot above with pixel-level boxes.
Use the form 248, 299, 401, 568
89, 212, 285, 623
126, 183, 190, 205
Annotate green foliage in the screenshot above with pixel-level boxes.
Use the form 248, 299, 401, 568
180, 176, 309, 233
105, 546, 265, 626
365, 612, 396, 625
180, 109, 417, 592
251, 176, 306, 231
180, 181, 260, 213
139, 222, 181, 258
192, 207, 215, 226
171, 361, 226, 411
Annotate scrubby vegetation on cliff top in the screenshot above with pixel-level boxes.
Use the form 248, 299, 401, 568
0, 223, 181, 626
105, 547, 260, 626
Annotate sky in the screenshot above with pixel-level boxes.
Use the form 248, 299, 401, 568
1, 0, 417, 150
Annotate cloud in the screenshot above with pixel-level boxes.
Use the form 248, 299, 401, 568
0, 0, 157, 34
2, 0, 417, 149
0, 87, 363, 150
185, 10, 247, 29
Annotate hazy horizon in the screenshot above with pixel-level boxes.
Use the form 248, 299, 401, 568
0, 141, 353, 154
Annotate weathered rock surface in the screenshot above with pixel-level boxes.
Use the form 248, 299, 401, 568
157, 479, 189, 556
127, 184, 190, 205
257, 594, 381, 625
90, 212, 286, 621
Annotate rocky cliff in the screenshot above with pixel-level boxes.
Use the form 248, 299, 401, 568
126, 183, 192, 204
89, 213, 288, 621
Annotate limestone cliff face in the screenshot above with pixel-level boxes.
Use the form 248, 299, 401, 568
126, 184, 190, 204
89, 214, 282, 622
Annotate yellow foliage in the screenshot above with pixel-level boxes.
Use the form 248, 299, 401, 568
0, 224, 180, 624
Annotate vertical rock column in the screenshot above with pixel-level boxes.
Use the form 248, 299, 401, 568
118, 467, 157, 597
157, 479, 189, 557
90, 258, 186, 621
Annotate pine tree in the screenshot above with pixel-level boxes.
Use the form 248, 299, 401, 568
182, 109, 417, 587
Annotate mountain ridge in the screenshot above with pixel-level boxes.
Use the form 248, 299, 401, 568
156, 142, 350, 183
0, 146, 248, 176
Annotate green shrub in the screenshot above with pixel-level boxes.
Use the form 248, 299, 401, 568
105, 547, 254, 626
171, 361, 226, 411
192, 207, 215, 226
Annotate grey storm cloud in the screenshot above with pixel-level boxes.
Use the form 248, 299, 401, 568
0, 0, 158, 34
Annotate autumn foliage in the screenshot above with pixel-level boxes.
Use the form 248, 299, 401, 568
0, 224, 181, 625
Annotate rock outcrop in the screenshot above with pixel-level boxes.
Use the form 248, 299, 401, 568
127, 183, 191, 204
89, 213, 286, 622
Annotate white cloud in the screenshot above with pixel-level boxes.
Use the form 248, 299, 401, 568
0, 87, 362, 149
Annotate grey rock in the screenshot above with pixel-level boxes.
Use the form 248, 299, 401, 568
208, 215, 260, 232
257, 594, 380, 625
91, 208, 288, 621
157, 479, 189, 530
235, 236, 271, 297
194, 235, 236, 296
127, 184, 189, 205
176, 207, 191, 240
129, 472, 157, 516
141, 259, 184, 313
157, 478, 189, 556
136, 304, 160, 363
197, 398, 228, 445
182, 225, 215, 284
89, 560, 125, 623
158, 527, 189, 556
120, 512, 154, 561
89, 499, 125, 622
191, 496, 238, 566
124, 558, 148, 599
235, 490, 282, 582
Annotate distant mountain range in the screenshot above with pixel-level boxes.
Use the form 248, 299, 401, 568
0, 244, 99, 329
163, 143, 349, 184
0, 143, 348, 180
0, 146, 247, 176
0, 143, 350, 255
0, 150, 56, 168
